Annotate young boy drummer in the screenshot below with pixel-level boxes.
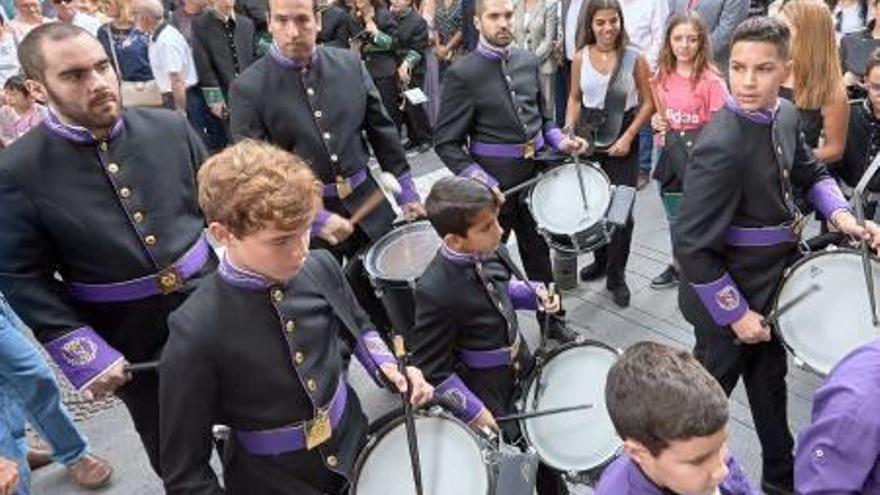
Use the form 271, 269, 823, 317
408, 176, 567, 494
158, 140, 433, 494
674, 17, 880, 494
596, 341, 755, 495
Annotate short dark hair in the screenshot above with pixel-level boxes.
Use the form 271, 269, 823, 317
866, 48, 880, 79
18, 23, 91, 82
605, 341, 729, 456
3, 75, 28, 95
730, 16, 790, 60
425, 176, 500, 237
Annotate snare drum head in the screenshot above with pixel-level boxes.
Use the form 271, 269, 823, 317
776, 250, 879, 375
353, 414, 490, 495
522, 342, 621, 473
364, 221, 442, 282
528, 163, 612, 236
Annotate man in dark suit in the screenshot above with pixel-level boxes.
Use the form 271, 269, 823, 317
317, 0, 357, 48
229, 0, 424, 331
391, 0, 432, 151
554, 0, 587, 124
192, 0, 258, 148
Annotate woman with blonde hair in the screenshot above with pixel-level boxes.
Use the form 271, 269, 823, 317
96, 0, 156, 96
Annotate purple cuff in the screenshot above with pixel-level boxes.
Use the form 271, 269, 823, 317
310, 209, 331, 237
691, 273, 749, 326
436, 373, 485, 423
507, 280, 542, 310
44, 326, 125, 391
394, 172, 421, 206
545, 127, 564, 150
809, 178, 851, 220
460, 163, 499, 190
354, 330, 397, 387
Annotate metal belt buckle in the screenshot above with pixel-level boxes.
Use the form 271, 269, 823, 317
523, 139, 536, 159
156, 265, 184, 295
335, 175, 353, 200
305, 406, 332, 450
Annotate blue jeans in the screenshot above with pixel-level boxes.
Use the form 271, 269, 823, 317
638, 125, 654, 174
0, 296, 89, 495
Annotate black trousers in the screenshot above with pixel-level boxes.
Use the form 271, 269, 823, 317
589, 125, 639, 285
681, 286, 795, 488
373, 75, 403, 132
116, 372, 161, 474
401, 71, 433, 145
499, 189, 553, 283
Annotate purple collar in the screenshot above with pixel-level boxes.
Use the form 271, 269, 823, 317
269, 43, 318, 70
43, 108, 124, 145
439, 244, 489, 265
724, 95, 778, 125
475, 41, 511, 61
218, 253, 275, 291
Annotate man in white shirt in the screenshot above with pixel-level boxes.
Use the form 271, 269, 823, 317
52, 0, 101, 36
555, 0, 585, 124
133, 0, 198, 117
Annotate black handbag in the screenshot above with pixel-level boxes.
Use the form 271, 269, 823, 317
653, 128, 702, 193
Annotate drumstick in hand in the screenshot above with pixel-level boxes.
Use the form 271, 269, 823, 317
349, 172, 402, 226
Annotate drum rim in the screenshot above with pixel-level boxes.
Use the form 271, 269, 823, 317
363, 220, 441, 283
349, 408, 495, 494
527, 161, 613, 236
518, 338, 622, 473
772, 247, 880, 376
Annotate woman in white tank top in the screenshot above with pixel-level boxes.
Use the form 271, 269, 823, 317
561, 0, 654, 308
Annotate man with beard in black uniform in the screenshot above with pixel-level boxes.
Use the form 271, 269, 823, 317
0, 23, 214, 474
433, 0, 585, 336
229, 0, 424, 332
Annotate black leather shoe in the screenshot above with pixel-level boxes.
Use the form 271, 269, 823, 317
761, 480, 794, 495
650, 265, 679, 290
545, 314, 578, 343
607, 281, 631, 308
579, 262, 606, 282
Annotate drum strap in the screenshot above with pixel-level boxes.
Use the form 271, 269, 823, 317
473, 260, 518, 343
300, 251, 368, 344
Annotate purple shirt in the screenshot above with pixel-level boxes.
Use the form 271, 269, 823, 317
795, 339, 880, 494
595, 453, 755, 495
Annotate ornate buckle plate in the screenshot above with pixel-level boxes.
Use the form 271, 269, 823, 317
156, 266, 184, 295
335, 175, 353, 200
305, 406, 332, 450
523, 139, 536, 159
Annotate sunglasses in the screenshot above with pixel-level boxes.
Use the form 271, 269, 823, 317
51, 0, 75, 5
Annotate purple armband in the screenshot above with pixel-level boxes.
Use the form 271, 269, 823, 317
44, 326, 125, 391
436, 373, 485, 423
310, 209, 331, 237
394, 172, 421, 206
507, 280, 542, 310
545, 127, 565, 150
354, 330, 396, 387
808, 178, 851, 220
691, 273, 749, 326
460, 163, 499, 190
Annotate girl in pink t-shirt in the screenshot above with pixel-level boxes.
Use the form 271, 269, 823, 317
649, 11, 728, 289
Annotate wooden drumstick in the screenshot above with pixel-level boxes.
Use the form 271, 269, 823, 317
349, 172, 402, 227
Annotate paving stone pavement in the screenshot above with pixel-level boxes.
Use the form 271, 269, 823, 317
31, 150, 823, 494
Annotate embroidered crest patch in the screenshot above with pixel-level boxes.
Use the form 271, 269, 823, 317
365, 336, 392, 357
715, 285, 740, 311
61, 337, 97, 366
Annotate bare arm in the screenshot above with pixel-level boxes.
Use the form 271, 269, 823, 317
563, 48, 584, 131
621, 55, 655, 140
814, 84, 849, 164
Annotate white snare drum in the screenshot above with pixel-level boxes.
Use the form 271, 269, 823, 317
519, 339, 622, 480
774, 248, 880, 376
351, 411, 493, 494
528, 162, 613, 254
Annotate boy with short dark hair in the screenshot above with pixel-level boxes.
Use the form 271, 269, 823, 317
159, 140, 433, 494
409, 175, 568, 494
597, 341, 754, 494
674, 16, 880, 494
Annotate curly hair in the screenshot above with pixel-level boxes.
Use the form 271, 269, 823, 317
197, 140, 322, 237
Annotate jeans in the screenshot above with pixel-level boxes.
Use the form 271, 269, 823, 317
638, 124, 653, 174
0, 295, 89, 495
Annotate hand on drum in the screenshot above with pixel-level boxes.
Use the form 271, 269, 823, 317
730, 310, 771, 344
401, 201, 426, 222
82, 359, 131, 401
318, 213, 354, 245
469, 407, 499, 433
536, 286, 561, 314
379, 363, 434, 406
830, 210, 880, 252
557, 135, 589, 156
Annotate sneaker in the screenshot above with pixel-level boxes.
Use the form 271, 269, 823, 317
544, 314, 578, 343
67, 454, 113, 490
636, 171, 650, 190
607, 281, 631, 308
650, 265, 679, 290
579, 262, 606, 282
761, 480, 794, 495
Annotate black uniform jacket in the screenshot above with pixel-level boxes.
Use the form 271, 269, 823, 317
229, 45, 414, 240
434, 46, 562, 190
357, 7, 399, 79
0, 108, 212, 388
192, 10, 257, 96
318, 3, 357, 49
393, 8, 429, 76
674, 99, 848, 327
160, 250, 395, 494
409, 245, 539, 423
835, 98, 880, 192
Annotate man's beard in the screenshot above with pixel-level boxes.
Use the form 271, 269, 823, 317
45, 84, 121, 132
485, 31, 512, 48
